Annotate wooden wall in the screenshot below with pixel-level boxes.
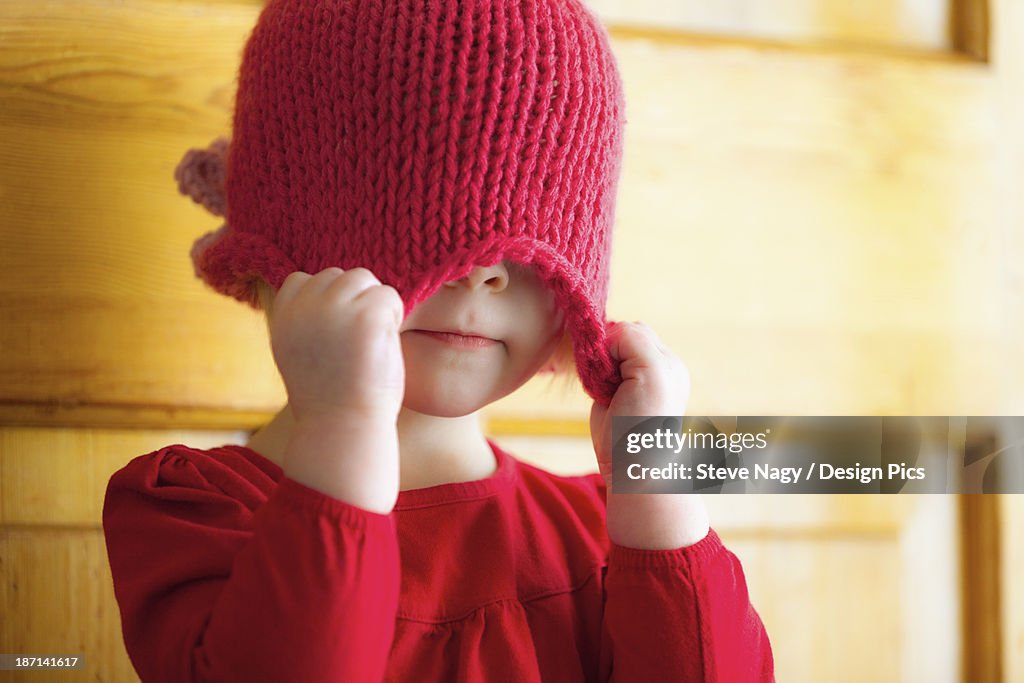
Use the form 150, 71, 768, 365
1, 0, 1020, 681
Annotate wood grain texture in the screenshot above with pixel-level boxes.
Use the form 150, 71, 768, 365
952, 0, 991, 61
739, 497, 961, 681
1, 528, 142, 683
0, 0, 281, 424
486, 9, 1021, 421
0, 426, 249, 526
0, 426, 246, 682
960, 495, 1002, 683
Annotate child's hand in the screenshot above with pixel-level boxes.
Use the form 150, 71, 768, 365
590, 321, 709, 550
268, 267, 406, 512
590, 321, 690, 486
269, 267, 406, 424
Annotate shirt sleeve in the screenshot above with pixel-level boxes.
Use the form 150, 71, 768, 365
102, 445, 401, 683
591, 478, 775, 682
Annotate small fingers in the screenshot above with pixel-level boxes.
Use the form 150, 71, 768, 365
607, 321, 668, 362
323, 266, 383, 300
631, 320, 671, 354
277, 267, 390, 313
275, 270, 313, 311
355, 284, 406, 329
279, 267, 351, 309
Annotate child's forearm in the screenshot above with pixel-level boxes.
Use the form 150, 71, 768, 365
283, 414, 400, 514
605, 492, 710, 550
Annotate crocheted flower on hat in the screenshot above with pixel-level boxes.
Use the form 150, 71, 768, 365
174, 136, 229, 218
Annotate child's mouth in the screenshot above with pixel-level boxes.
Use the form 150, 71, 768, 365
411, 330, 499, 349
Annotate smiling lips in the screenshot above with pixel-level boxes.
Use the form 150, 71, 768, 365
411, 330, 499, 348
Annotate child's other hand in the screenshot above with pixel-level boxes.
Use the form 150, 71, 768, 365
590, 321, 690, 485
590, 321, 709, 550
269, 267, 406, 425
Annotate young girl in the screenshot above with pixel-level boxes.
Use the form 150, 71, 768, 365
104, 0, 774, 681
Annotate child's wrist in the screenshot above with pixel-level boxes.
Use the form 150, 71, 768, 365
283, 414, 400, 514
605, 493, 710, 551
291, 399, 399, 428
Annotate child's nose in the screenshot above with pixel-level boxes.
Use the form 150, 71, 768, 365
446, 262, 509, 291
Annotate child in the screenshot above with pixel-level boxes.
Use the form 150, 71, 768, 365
103, 0, 774, 681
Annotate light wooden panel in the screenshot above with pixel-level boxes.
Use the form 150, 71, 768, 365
989, 0, 1024, 424
978, 5, 1024, 675
738, 496, 961, 683
731, 536, 904, 682
0, 427, 246, 683
0, 0, 282, 423
0, 427, 249, 526
588, 0, 955, 53
1002, 495, 1024, 682
0, 529, 141, 683
486, 13, 1021, 421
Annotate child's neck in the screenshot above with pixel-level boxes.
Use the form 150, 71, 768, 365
245, 402, 497, 492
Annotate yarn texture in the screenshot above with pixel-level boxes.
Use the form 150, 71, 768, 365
181, 0, 628, 405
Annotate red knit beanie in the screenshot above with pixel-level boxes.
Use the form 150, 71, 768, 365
177, 0, 627, 406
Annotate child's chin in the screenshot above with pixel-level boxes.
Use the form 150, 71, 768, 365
401, 385, 495, 418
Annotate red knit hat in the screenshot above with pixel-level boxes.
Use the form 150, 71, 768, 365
176, 0, 627, 406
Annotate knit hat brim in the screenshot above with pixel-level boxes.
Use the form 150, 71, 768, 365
191, 223, 622, 406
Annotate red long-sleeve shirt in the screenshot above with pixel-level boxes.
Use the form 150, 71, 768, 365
102, 439, 774, 682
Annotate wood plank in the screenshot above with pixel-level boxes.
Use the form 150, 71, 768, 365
594, 0, 957, 54
0, 402, 272, 431
951, 0, 991, 61
960, 495, 1003, 682
1001, 495, 1024, 682
0, 0, 283, 416
0, 427, 248, 525
728, 536, 903, 681
0, 529, 141, 683
486, 32, 1013, 419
